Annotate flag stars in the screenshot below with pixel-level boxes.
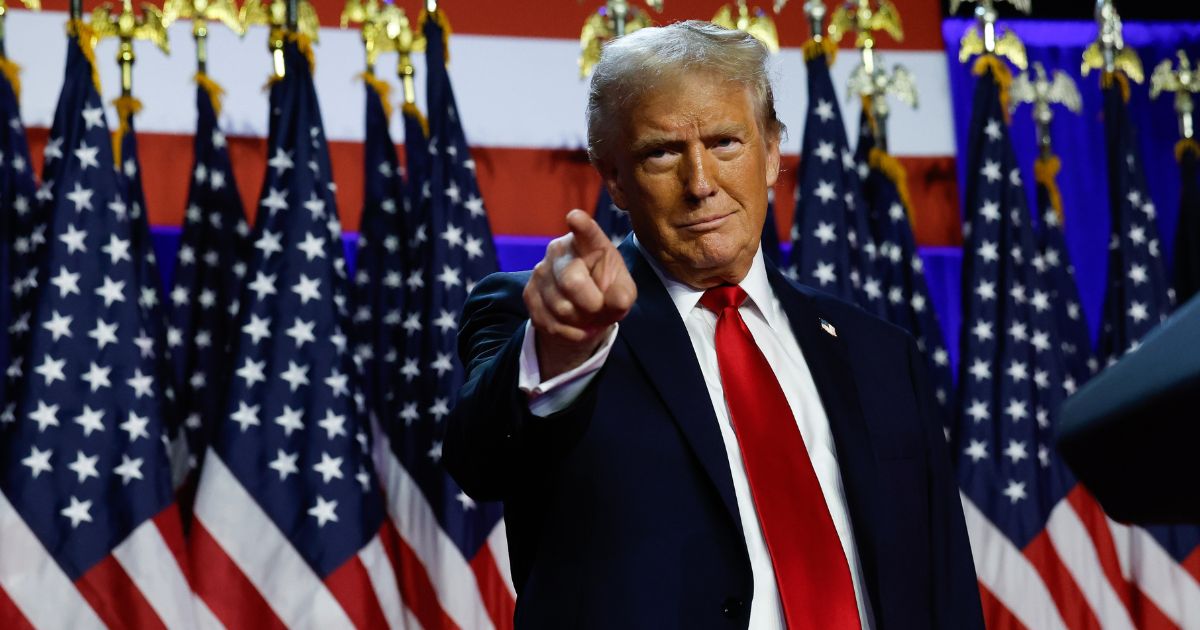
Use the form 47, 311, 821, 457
248, 272, 278, 300
308, 496, 339, 527
268, 148, 294, 175
1128, 264, 1148, 285
34, 355, 67, 386
286, 317, 316, 348
814, 222, 836, 245
324, 370, 350, 397
67, 450, 100, 483
43, 310, 74, 341
1005, 399, 1028, 421
29, 401, 61, 431
95, 276, 126, 306
814, 141, 836, 163
243, 314, 272, 344
980, 160, 1002, 183
303, 192, 326, 218
1006, 361, 1029, 383
61, 496, 94, 528
66, 183, 94, 212
127, 369, 154, 398
1129, 301, 1149, 322
74, 405, 106, 436
119, 411, 151, 443
812, 261, 836, 286
312, 453, 344, 483
292, 274, 322, 304
269, 449, 300, 480
964, 440, 988, 462
261, 188, 289, 215
237, 358, 267, 387
984, 119, 1002, 141
1003, 440, 1029, 464
22, 446, 53, 478
317, 409, 347, 439
966, 399, 990, 422
275, 406, 305, 436
814, 180, 837, 204
428, 441, 443, 462
463, 196, 485, 218
814, 99, 834, 122
297, 232, 326, 261
280, 361, 311, 392
81, 105, 105, 129
102, 234, 132, 264
437, 265, 462, 289
456, 491, 476, 511
51, 267, 82, 297
230, 402, 261, 432
114, 455, 144, 485
1002, 480, 1027, 504
433, 309, 458, 334
256, 230, 284, 258
968, 359, 992, 381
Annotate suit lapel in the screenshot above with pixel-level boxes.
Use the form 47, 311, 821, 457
766, 265, 887, 620
616, 241, 743, 533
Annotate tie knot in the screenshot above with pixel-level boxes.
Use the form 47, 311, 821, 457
699, 285, 748, 313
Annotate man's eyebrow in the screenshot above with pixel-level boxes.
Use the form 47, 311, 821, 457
627, 133, 680, 155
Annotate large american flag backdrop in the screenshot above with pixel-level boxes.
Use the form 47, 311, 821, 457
4, 1, 1200, 629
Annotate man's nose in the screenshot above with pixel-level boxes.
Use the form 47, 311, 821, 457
681, 144, 717, 200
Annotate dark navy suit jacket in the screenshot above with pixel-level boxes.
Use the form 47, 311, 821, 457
446, 240, 984, 629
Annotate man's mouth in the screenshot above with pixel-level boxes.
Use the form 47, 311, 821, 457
678, 211, 733, 232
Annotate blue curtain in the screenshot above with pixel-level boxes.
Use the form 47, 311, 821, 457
943, 18, 1200, 346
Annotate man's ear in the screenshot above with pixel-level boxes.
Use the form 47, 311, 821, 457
764, 134, 782, 188
597, 159, 628, 209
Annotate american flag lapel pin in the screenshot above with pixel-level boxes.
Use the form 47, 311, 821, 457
819, 318, 837, 337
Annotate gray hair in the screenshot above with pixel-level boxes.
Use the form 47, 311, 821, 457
585, 20, 784, 163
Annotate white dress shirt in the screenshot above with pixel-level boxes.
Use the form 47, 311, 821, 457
517, 240, 875, 629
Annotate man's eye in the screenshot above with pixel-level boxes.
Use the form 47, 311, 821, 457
715, 138, 739, 149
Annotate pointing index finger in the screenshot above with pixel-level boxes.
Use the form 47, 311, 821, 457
566, 208, 614, 258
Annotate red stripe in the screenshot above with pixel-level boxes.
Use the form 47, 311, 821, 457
324, 552, 389, 630
1022, 529, 1103, 630
25, 0, 948, 50
977, 580, 1030, 630
378, 520, 460, 630
0, 587, 35, 630
469, 542, 516, 630
1181, 543, 1200, 584
150, 505, 193, 587
1127, 585, 1180, 630
188, 519, 288, 630
1065, 488, 1179, 630
23, 128, 963, 247
1065, 487, 1137, 613
75, 555, 167, 630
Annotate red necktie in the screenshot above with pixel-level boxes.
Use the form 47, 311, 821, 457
700, 285, 861, 629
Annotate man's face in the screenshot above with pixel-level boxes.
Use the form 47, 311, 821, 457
600, 71, 781, 289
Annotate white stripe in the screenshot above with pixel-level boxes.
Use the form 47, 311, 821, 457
1110, 519, 1200, 628
191, 596, 227, 630
1044, 500, 1136, 629
358, 533, 405, 630
959, 492, 1069, 630
112, 516, 199, 630
372, 430, 495, 630
193, 451, 355, 629
0, 490, 105, 629
8, 10, 956, 156
485, 520, 516, 598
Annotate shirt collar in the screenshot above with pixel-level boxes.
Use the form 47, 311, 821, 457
632, 233, 774, 321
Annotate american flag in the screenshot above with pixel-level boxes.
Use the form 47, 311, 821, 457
167, 75, 250, 492
0, 31, 196, 628
187, 40, 404, 627
114, 95, 188, 490
591, 184, 631, 247
1095, 73, 1200, 629
785, 48, 884, 316
1030, 154, 1095, 390
372, 10, 516, 629
352, 75, 410, 442
1, 56, 38, 418
1174, 138, 1200, 304
955, 57, 1140, 629
854, 106, 956, 438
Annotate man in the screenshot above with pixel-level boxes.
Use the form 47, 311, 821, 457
446, 21, 983, 629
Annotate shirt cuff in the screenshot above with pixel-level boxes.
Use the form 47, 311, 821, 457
518, 320, 619, 418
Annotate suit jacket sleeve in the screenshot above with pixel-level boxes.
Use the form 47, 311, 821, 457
444, 271, 599, 502
907, 335, 986, 628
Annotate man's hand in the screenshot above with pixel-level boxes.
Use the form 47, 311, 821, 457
524, 209, 637, 381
